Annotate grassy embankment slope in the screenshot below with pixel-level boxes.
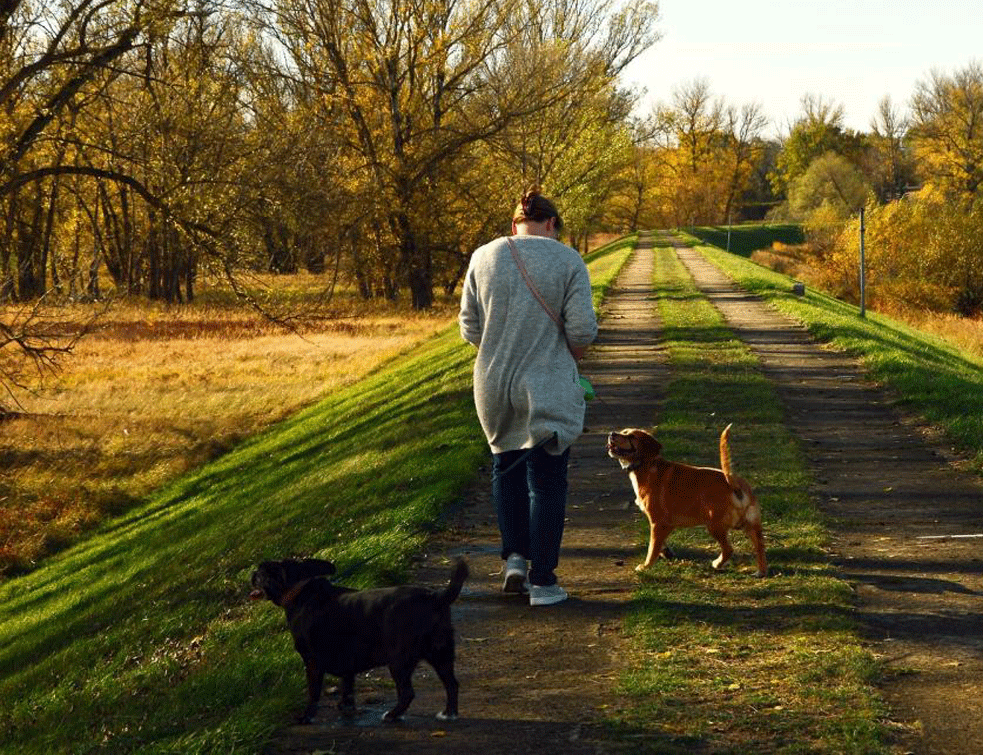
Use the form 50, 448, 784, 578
0, 236, 636, 754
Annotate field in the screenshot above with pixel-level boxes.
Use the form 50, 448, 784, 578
685, 223, 805, 258
0, 282, 455, 575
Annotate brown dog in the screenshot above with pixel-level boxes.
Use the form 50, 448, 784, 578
607, 425, 767, 577
250, 557, 467, 723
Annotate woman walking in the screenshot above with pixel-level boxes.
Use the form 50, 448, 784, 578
459, 187, 598, 606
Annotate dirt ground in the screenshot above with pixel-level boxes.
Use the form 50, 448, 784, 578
267, 233, 982, 755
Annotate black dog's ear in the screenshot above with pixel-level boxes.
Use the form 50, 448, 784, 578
298, 558, 336, 578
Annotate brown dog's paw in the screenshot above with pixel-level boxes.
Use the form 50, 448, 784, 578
634, 563, 648, 573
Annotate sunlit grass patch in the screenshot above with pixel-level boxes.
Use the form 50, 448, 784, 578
585, 232, 638, 310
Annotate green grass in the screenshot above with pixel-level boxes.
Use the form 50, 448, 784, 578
609, 236, 890, 754
684, 232, 983, 471
686, 223, 804, 258
0, 328, 485, 754
0, 238, 636, 755
585, 232, 638, 310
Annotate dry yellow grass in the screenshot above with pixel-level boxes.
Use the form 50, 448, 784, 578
876, 305, 983, 359
0, 290, 454, 573
586, 232, 623, 252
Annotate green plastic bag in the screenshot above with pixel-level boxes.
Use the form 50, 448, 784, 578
579, 376, 596, 401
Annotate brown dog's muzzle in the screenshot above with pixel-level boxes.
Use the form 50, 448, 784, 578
606, 432, 636, 459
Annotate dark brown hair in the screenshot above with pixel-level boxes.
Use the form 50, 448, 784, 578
513, 185, 563, 232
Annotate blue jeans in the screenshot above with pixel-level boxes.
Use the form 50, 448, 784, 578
492, 446, 570, 587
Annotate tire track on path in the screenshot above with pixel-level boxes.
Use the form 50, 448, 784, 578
671, 232, 983, 755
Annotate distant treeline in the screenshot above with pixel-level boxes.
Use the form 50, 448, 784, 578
1, 3, 980, 316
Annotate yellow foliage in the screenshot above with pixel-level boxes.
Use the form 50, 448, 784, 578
798, 185, 983, 315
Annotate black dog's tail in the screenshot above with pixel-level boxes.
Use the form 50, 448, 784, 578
438, 559, 469, 607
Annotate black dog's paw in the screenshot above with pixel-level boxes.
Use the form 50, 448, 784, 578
436, 710, 458, 721
297, 711, 316, 725
381, 709, 403, 723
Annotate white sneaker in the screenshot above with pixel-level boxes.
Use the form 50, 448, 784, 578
529, 584, 568, 606
502, 553, 528, 593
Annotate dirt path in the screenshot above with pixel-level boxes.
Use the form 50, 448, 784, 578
268, 236, 668, 754
268, 233, 982, 754
672, 235, 983, 755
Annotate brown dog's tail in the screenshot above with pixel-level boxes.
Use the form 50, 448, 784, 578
720, 424, 738, 488
438, 558, 469, 607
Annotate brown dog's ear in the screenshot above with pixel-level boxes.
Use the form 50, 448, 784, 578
636, 431, 663, 457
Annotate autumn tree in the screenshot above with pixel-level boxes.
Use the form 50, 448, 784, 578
770, 94, 865, 197
788, 151, 871, 218
910, 61, 983, 198
251, 0, 659, 308
721, 101, 768, 223
643, 79, 724, 225
864, 95, 916, 202
0, 0, 187, 406
634, 80, 767, 227
602, 122, 663, 232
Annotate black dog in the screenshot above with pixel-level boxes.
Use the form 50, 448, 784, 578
250, 557, 468, 723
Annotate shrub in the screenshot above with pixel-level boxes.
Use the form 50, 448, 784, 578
795, 187, 983, 316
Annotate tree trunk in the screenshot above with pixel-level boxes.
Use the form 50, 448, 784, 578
396, 212, 432, 309
42, 176, 60, 294
147, 211, 160, 300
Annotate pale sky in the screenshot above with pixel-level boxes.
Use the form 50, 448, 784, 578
624, 0, 982, 137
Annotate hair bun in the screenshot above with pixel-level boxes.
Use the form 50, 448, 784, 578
520, 185, 541, 215
512, 184, 562, 232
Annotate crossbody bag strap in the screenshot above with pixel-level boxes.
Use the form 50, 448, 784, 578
506, 236, 563, 330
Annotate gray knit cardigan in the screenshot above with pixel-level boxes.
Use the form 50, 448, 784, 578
459, 234, 598, 454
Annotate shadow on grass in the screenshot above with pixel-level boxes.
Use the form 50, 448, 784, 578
630, 593, 858, 635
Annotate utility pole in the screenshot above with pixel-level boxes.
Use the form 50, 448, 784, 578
859, 206, 866, 318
